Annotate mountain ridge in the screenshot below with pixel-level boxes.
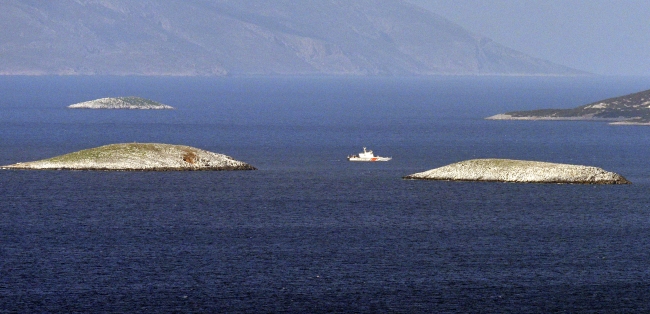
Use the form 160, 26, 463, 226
1, 0, 585, 76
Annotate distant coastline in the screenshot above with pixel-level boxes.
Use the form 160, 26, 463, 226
485, 114, 616, 121
487, 88, 650, 125
0, 1, 584, 76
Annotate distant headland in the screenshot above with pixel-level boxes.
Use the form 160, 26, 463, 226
486, 88, 650, 125
68, 97, 174, 110
0, 143, 256, 171
403, 159, 630, 184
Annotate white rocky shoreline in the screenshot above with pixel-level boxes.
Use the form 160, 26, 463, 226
0, 143, 256, 171
486, 114, 650, 125
403, 159, 630, 184
485, 114, 622, 121
68, 97, 174, 110
1, 147, 631, 183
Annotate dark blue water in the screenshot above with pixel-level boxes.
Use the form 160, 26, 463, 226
2, 76, 650, 312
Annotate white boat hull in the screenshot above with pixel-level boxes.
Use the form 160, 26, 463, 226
348, 156, 392, 162
348, 147, 391, 162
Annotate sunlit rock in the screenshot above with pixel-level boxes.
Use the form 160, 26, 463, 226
1, 143, 256, 171
68, 97, 174, 109
404, 159, 629, 184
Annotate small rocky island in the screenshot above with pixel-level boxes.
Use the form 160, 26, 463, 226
403, 159, 630, 184
68, 97, 174, 109
0, 143, 256, 171
487, 88, 650, 125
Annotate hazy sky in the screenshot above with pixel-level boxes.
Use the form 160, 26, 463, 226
407, 0, 650, 76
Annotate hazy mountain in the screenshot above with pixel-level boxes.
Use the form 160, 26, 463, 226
0, 0, 584, 76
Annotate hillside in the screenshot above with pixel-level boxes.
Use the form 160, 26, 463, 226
1, 0, 583, 76
487, 88, 650, 125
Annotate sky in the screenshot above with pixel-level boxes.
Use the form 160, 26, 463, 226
406, 0, 650, 76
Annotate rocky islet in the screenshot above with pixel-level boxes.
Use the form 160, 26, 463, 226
68, 97, 174, 109
0, 143, 256, 171
403, 159, 630, 184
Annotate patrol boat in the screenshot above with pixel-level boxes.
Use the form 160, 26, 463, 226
347, 147, 391, 162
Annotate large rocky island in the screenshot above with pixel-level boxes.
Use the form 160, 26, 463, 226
0, 143, 256, 171
68, 97, 174, 110
403, 159, 630, 184
486, 88, 650, 125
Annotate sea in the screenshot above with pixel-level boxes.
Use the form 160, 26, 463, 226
2, 75, 650, 313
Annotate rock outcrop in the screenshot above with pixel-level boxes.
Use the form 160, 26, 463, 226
68, 97, 174, 109
0, 143, 256, 171
486, 88, 650, 125
403, 159, 630, 184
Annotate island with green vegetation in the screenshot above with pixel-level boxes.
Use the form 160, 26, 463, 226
486, 88, 650, 125
68, 97, 174, 109
403, 159, 630, 184
0, 143, 256, 171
